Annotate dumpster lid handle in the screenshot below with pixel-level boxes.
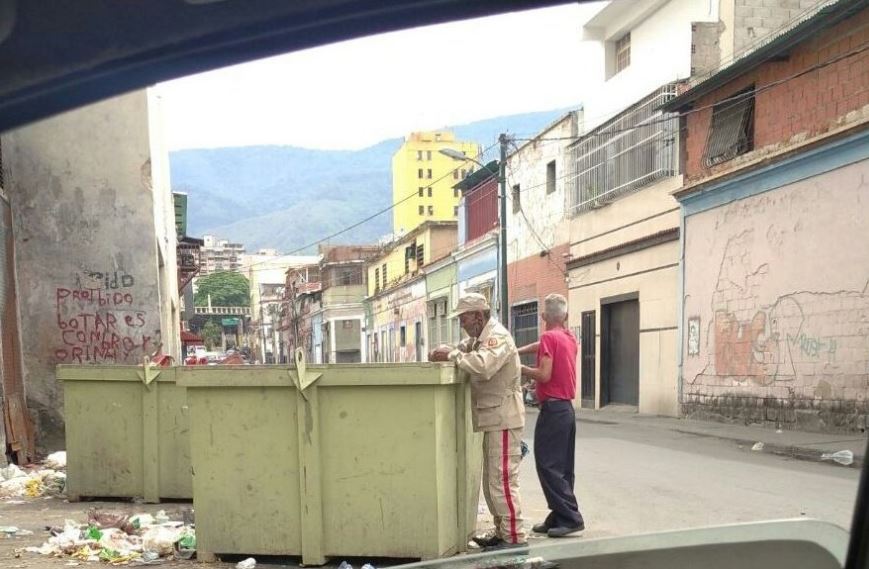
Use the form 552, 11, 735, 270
291, 348, 321, 397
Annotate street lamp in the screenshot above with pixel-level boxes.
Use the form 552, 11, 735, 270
439, 133, 510, 328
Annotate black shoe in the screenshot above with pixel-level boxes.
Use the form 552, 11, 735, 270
482, 538, 529, 552
472, 534, 503, 548
532, 522, 550, 534
548, 524, 585, 538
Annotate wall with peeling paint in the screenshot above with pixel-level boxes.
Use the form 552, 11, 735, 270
1, 90, 180, 449
682, 157, 869, 432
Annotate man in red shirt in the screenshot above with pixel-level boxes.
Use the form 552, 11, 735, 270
520, 293, 585, 538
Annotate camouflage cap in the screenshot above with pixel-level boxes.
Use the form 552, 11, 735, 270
450, 292, 490, 318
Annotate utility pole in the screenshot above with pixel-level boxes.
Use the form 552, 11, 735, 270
498, 133, 509, 329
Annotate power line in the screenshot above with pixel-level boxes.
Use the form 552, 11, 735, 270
515, 39, 869, 144
234, 140, 502, 271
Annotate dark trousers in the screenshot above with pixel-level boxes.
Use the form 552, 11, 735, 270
535, 399, 584, 528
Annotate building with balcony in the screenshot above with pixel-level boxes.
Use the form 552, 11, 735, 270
200, 234, 246, 275
286, 245, 379, 364
567, 0, 831, 417
246, 254, 319, 363
365, 221, 457, 363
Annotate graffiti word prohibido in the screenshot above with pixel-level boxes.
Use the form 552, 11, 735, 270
54, 286, 151, 364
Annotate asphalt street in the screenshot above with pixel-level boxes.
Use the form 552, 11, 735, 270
514, 409, 860, 543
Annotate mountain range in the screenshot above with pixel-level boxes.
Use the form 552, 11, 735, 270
169, 108, 572, 253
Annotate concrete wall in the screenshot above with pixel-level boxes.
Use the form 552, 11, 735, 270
681, 156, 869, 432
568, 176, 682, 416
146, 91, 181, 364
2, 90, 179, 448
729, 0, 831, 61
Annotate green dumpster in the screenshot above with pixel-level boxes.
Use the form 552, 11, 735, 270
176, 358, 482, 565
58, 364, 192, 502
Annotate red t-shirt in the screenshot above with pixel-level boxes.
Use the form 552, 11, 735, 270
535, 327, 578, 402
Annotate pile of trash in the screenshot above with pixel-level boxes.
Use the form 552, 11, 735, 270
0, 451, 67, 499
26, 509, 195, 565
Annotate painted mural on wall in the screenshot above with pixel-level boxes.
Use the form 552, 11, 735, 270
684, 181, 869, 403
53, 268, 159, 364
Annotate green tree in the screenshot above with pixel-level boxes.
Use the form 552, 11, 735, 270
194, 271, 250, 307
201, 319, 222, 350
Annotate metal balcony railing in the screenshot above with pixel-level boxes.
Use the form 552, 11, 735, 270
567, 83, 679, 216
194, 306, 251, 316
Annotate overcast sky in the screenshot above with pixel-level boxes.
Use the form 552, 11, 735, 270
157, 3, 607, 151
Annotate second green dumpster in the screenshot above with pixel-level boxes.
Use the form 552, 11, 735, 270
177, 360, 482, 565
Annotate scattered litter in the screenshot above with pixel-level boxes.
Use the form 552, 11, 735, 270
237, 557, 257, 569
0, 468, 66, 499
0, 464, 26, 481
26, 510, 195, 566
821, 450, 854, 466
45, 451, 67, 470
361, 564, 376, 569
3, 526, 19, 537
337, 562, 352, 569
751, 442, 765, 451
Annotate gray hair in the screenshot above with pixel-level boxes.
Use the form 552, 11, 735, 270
543, 293, 568, 322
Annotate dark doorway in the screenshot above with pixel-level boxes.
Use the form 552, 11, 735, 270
580, 311, 596, 408
601, 299, 639, 406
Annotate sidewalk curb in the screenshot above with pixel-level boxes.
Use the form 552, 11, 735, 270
571, 412, 864, 470
672, 428, 864, 469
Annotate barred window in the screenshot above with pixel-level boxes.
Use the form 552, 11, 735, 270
704, 86, 755, 168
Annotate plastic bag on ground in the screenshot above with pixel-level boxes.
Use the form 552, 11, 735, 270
142, 525, 180, 556
45, 451, 67, 470
0, 464, 26, 481
821, 449, 854, 466
0, 477, 29, 498
237, 557, 257, 569
129, 513, 155, 530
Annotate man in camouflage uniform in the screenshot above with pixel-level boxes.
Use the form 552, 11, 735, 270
429, 293, 527, 550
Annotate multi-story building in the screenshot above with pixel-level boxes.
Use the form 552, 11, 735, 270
666, 0, 869, 432
247, 255, 319, 363
200, 234, 245, 275
391, 131, 479, 236
505, 112, 579, 364
287, 245, 379, 364
567, 0, 839, 416
365, 221, 457, 363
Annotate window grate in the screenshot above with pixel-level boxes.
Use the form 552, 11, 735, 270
567, 83, 679, 216
512, 302, 539, 367
615, 33, 631, 73
703, 86, 755, 168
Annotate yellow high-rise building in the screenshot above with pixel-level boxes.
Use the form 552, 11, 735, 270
392, 131, 480, 235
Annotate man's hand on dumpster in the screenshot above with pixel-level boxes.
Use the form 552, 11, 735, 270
429, 345, 453, 362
